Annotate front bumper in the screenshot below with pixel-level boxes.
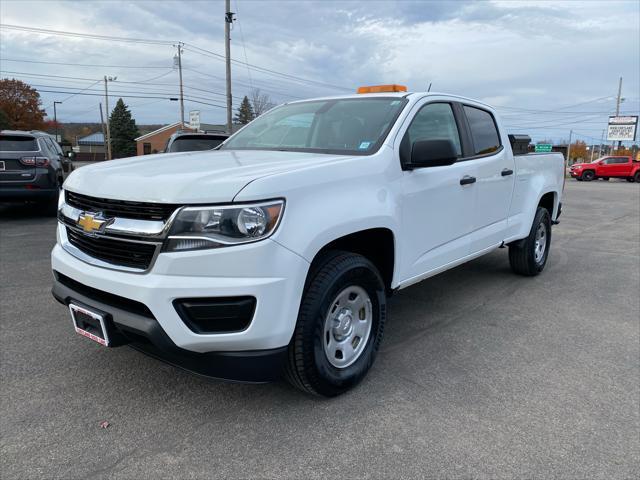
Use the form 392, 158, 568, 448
51, 275, 287, 382
51, 227, 310, 357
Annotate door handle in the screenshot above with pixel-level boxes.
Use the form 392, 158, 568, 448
501, 168, 514, 176
460, 175, 476, 185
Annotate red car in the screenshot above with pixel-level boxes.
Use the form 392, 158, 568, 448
570, 156, 640, 182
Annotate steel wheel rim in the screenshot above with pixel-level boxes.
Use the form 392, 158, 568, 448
534, 222, 547, 263
323, 285, 373, 369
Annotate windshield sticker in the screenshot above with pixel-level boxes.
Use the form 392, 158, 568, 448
358, 141, 372, 150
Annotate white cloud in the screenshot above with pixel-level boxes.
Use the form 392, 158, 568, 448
0, 0, 638, 143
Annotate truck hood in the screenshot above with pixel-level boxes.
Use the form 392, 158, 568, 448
64, 150, 351, 203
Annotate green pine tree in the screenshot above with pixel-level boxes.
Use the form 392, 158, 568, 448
234, 96, 255, 125
108, 98, 139, 158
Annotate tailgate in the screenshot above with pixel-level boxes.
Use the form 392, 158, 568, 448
0, 155, 36, 183
0, 135, 40, 183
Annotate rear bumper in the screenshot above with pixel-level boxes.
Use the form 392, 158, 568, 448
0, 186, 59, 201
51, 275, 287, 382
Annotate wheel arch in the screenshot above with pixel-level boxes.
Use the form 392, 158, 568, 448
307, 227, 396, 292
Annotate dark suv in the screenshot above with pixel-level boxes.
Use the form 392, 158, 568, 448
165, 131, 229, 153
0, 130, 74, 213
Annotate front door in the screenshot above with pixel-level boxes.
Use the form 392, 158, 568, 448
397, 101, 477, 284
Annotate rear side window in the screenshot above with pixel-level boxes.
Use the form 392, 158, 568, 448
0, 135, 39, 152
463, 106, 501, 155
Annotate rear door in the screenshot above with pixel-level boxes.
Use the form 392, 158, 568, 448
608, 157, 631, 176
461, 105, 515, 254
0, 134, 39, 184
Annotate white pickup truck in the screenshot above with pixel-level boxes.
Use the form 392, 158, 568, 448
52, 86, 565, 396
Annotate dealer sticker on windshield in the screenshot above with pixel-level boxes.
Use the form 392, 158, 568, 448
358, 141, 372, 150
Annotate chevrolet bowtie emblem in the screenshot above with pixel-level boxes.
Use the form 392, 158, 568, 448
77, 212, 112, 234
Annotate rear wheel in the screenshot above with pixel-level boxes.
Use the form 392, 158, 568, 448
508, 207, 551, 276
581, 170, 595, 181
285, 251, 386, 397
602, 177, 609, 181
635, 171, 640, 183
627, 178, 635, 183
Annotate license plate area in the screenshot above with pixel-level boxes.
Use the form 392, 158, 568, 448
69, 303, 110, 346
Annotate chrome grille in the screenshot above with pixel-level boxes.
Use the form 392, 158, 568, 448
65, 227, 158, 270
65, 190, 178, 221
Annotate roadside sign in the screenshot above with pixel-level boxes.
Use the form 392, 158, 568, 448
535, 144, 553, 152
189, 110, 200, 130
607, 116, 638, 141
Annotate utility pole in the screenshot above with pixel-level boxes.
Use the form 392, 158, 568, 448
103, 76, 114, 160
53, 101, 62, 143
174, 43, 185, 126
99, 103, 107, 161
614, 76, 623, 151
566, 129, 573, 166
599, 129, 605, 158
225, 0, 235, 134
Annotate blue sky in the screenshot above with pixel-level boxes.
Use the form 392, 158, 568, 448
1, 0, 639, 144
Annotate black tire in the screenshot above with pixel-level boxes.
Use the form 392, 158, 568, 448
627, 178, 635, 183
508, 207, 551, 276
581, 170, 595, 181
285, 251, 386, 397
602, 177, 609, 181
635, 171, 640, 183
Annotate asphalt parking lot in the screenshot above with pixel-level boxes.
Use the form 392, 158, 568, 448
1, 180, 638, 479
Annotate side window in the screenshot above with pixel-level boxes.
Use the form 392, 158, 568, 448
463, 106, 501, 155
51, 138, 63, 156
37, 138, 49, 153
401, 103, 462, 162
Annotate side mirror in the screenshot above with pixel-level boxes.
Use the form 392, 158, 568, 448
408, 140, 458, 169
67, 151, 76, 160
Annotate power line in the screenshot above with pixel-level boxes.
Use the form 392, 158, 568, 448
0, 24, 173, 45
0, 58, 171, 69
182, 44, 352, 92
1, 23, 351, 92
234, 0, 253, 90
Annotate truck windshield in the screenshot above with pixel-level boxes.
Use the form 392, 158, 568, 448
221, 97, 407, 155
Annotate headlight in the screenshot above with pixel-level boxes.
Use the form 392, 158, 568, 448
164, 200, 284, 252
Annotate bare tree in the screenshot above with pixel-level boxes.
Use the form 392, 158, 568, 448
250, 88, 275, 117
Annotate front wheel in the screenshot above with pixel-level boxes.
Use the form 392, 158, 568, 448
627, 178, 635, 183
602, 177, 609, 181
635, 171, 640, 183
285, 251, 386, 397
581, 170, 595, 181
508, 207, 551, 276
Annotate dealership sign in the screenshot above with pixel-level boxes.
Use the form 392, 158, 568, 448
607, 116, 638, 141
189, 110, 200, 130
